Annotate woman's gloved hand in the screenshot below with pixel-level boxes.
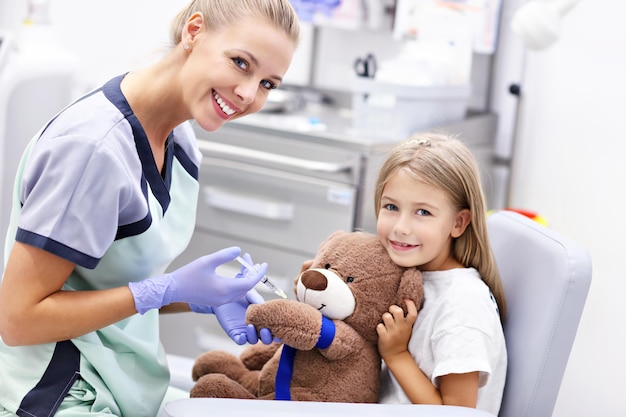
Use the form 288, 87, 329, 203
211, 253, 274, 345
212, 291, 274, 345
128, 247, 266, 314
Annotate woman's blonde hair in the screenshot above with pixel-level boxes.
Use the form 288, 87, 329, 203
170, 0, 300, 46
374, 133, 506, 321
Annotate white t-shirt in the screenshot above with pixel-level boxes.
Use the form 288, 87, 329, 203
379, 267, 507, 415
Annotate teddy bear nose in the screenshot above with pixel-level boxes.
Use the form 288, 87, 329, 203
300, 270, 328, 291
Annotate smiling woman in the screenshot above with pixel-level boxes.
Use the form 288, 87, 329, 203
0, 1, 299, 416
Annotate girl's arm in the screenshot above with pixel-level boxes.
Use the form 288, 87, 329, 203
377, 299, 479, 407
0, 242, 137, 346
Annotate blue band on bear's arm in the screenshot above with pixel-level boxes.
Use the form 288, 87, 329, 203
275, 316, 336, 400
315, 316, 335, 349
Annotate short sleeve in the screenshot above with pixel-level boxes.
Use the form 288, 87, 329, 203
430, 281, 501, 386
17, 133, 133, 268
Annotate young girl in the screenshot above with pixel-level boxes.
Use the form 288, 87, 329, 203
375, 134, 507, 414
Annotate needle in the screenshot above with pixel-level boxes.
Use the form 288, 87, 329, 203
235, 256, 288, 299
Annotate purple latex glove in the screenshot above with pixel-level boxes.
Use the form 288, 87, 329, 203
212, 253, 274, 345
129, 247, 264, 314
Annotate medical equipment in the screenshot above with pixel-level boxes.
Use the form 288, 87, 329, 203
235, 256, 288, 299
0, 31, 12, 74
0, 0, 81, 268
353, 53, 376, 78
511, 0, 582, 50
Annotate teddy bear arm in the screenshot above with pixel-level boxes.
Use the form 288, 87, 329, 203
247, 300, 323, 350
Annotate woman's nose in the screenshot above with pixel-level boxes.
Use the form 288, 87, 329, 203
234, 80, 258, 105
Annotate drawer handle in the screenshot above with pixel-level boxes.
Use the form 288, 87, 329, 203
197, 141, 354, 174
203, 186, 294, 221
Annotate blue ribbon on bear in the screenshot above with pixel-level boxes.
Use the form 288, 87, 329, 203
275, 316, 336, 400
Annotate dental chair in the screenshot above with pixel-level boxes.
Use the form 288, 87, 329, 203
165, 210, 592, 417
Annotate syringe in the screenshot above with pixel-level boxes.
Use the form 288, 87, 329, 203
235, 256, 288, 299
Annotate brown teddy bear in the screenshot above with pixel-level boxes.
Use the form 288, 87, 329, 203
189, 230, 424, 403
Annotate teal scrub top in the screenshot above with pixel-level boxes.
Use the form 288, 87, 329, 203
0, 74, 201, 416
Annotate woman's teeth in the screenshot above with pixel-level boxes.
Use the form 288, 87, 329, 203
214, 92, 235, 116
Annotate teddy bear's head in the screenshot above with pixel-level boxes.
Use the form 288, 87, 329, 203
295, 230, 423, 343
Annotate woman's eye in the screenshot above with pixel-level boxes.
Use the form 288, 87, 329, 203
260, 80, 277, 90
417, 209, 431, 216
232, 57, 248, 70
384, 203, 398, 211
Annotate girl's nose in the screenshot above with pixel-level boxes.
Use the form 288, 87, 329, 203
393, 215, 412, 236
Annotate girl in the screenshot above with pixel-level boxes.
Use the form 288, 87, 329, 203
0, 1, 299, 416
375, 134, 507, 415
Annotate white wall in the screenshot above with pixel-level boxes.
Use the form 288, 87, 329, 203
0, 0, 623, 415
508, 1, 626, 415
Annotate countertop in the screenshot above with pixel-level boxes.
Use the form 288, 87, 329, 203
195, 104, 497, 153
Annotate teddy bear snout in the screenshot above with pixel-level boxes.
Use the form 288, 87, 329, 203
300, 270, 328, 291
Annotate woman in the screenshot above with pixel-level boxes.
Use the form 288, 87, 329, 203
0, 1, 300, 416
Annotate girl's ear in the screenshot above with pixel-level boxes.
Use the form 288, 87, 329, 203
451, 209, 471, 238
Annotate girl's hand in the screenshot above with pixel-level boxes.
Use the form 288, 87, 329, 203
376, 299, 418, 361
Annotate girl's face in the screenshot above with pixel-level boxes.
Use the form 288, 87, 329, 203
181, 15, 296, 132
376, 168, 470, 271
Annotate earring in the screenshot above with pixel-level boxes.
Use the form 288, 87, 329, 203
183, 43, 190, 51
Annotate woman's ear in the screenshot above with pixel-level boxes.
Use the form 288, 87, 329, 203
451, 209, 471, 238
184, 12, 205, 42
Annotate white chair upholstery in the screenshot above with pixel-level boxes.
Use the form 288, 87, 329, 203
165, 210, 592, 417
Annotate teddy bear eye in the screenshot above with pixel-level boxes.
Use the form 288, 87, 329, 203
325, 263, 331, 269
347, 276, 354, 283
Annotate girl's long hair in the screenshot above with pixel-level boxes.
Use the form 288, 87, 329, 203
374, 133, 507, 321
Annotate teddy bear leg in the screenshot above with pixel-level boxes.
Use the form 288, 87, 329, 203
190, 374, 257, 399
192, 350, 249, 382
240, 342, 281, 371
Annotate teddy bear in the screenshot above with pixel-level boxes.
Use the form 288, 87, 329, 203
189, 230, 424, 403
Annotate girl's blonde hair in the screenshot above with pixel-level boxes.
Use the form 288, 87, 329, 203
170, 0, 300, 46
374, 133, 506, 321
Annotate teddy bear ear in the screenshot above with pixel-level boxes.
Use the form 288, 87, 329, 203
396, 268, 425, 313
316, 230, 346, 253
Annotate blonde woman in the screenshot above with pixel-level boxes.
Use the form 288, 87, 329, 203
375, 134, 507, 414
0, 1, 299, 415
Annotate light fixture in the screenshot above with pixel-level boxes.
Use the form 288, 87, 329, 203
511, 0, 582, 50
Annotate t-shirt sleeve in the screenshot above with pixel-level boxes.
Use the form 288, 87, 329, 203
430, 284, 501, 387
16, 134, 132, 268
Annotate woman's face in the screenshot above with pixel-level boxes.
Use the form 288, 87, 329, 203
376, 169, 469, 271
181, 16, 296, 132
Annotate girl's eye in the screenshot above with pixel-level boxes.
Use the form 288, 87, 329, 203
417, 209, 431, 216
260, 79, 277, 90
384, 203, 398, 211
232, 57, 248, 71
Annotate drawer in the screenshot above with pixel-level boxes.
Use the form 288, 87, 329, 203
195, 157, 357, 256
195, 128, 362, 186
